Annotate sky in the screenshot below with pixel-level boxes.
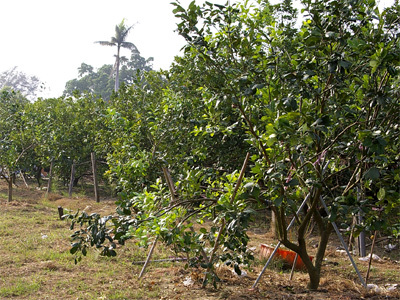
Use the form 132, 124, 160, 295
0, 0, 395, 98
0, 0, 226, 98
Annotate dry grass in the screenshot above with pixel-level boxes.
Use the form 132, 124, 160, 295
0, 180, 399, 299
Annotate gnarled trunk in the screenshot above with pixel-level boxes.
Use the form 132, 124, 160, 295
278, 189, 333, 290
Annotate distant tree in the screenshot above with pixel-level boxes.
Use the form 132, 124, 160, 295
0, 67, 44, 101
0, 88, 32, 201
95, 19, 140, 92
63, 51, 153, 100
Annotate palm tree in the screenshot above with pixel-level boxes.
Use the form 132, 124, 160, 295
95, 19, 139, 92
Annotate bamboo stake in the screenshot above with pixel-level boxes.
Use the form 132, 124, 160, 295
7, 172, 12, 202
68, 161, 76, 198
365, 230, 377, 284
46, 159, 54, 197
202, 153, 251, 287
289, 254, 298, 281
252, 193, 311, 289
91, 152, 100, 202
133, 257, 187, 265
20, 171, 29, 188
162, 167, 210, 263
139, 236, 158, 279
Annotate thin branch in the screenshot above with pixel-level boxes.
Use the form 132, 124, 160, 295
15, 142, 35, 165
177, 202, 215, 228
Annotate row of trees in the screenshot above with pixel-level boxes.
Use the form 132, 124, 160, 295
1, 0, 399, 291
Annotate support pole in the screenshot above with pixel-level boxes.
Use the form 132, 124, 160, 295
365, 230, 377, 284
139, 237, 158, 278
68, 161, 75, 198
203, 153, 250, 287
357, 176, 366, 257
319, 196, 367, 288
252, 192, 311, 289
289, 254, 298, 281
91, 152, 100, 202
7, 172, 13, 202
46, 159, 54, 197
20, 171, 29, 188
133, 257, 187, 265
58, 206, 64, 220
358, 212, 366, 257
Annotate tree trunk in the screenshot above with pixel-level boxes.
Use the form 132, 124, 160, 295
278, 189, 331, 291
307, 267, 321, 290
91, 152, 100, 202
307, 222, 332, 290
35, 166, 42, 187
115, 46, 120, 92
270, 209, 278, 238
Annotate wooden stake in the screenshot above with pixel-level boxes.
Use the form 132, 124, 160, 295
7, 172, 13, 202
133, 257, 187, 265
91, 152, 100, 202
20, 171, 29, 188
68, 161, 75, 198
365, 230, 377, 284
139, 237, 158, 278
58, 206, 64, 220
162, 167, 210, 264
203, 153, 251, 287
46, 159, 54, 197
289, 254, 298, 280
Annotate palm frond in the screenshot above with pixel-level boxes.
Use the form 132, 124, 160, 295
95, 41, 116, 47
121, 42, 140, 53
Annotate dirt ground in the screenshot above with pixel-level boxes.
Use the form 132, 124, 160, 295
0, 179, 399, 299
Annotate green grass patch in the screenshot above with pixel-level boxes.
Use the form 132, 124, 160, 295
0, 277, 41, 297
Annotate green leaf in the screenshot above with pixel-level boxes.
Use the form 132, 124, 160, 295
338, 60, 352, 69
274, 196, 284, 207
285, 178, 299, 187
172, 5, 186, 14
364, 167, 380, 180
377, 188, 386, 201
199, 228, 207, 234
70, 246, 79, 255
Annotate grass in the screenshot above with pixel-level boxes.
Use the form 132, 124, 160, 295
0, 277, 41, 298
0, 180, 399, 299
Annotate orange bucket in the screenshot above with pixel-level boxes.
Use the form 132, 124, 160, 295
260, 244, 313, 270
